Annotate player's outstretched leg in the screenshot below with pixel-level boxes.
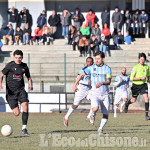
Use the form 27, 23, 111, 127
89, 106, 98, 125
143, 94, 150, 120
120, 98, 127, 112
124, 99, 133, 113
114, 104, 118, 118
86, 108, 95, 125
21, 102, 29, 135
98, 114, 108, 135
64, 105, 78, 127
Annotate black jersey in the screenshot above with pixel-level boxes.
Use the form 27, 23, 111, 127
2, 61, 30, 93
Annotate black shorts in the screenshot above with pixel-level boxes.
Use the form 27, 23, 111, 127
131, 83, 148, 98
6, 89, 29, 110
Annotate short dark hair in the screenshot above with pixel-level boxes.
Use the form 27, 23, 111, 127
86, 57, 94, 63
95, 51, 105, 58
13, 50, 23, 57
139, 52, 146, 60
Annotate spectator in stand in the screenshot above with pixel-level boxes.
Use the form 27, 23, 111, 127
91, 23, 101, 42
0, 40, 3, 52
68, 25, 76, 45
80, 24, 90, 39
20, 7, 30, 30
113, 30, 124, 49
101, 7, 110, 27
39, 25, 53, 45
99, 34, 109, 54
101, 23, 111, 39
72, 8, 84, 30
124, 31, 134, 45
3, 24, 14, 45
23, 25, 31, 45
124, 9, 132, 32
139, 10, 149, 34
78, 36, 89, 57
34, 26, 43, 45
72, 30, 81, 51
7, 7, 18, 33
88, 35, 99, 57
60, 10, 71, 39
132, 9, 140, 35
86, 9, 95, 27
48, 10, 60, 38
14, 27, 23, 45
37, 10, 47, 29
112, 7, 122, 33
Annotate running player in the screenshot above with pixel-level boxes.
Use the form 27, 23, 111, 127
124, 53, 150, 120
64, 57, 94, 127
72, 51, 112, 135
0, 50, 33, 135
114, 67, 129, 118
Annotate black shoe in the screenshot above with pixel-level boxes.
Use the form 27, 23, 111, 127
22, 129, 29, 136
124, 103, 128, 113
145, 116, 150, 121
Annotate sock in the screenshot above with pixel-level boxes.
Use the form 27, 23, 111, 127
22, 125, 27, 130
22, 112, 28, 129
126, 99, 132, 106
87, 108, 94, 118
145, 102, 149, 116
114, 105, 118, 115
99, 118, 108, 130
65, 106, 74, 119
121, 101, 126, 107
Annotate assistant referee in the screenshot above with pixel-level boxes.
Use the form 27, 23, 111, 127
124, 53, 150, 120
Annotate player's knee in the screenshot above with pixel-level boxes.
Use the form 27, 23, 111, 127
14, 111, 20, 116
72, 105, 78, 109
92, 107, 98, 112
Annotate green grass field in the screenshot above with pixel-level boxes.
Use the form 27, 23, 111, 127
0, 112, 150, 150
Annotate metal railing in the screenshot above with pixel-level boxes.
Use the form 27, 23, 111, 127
0, 92, 114, 113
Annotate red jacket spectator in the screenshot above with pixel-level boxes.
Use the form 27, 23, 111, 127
34, 28, 43, 37
101, 27, 110, 37
86, 9, 95, 27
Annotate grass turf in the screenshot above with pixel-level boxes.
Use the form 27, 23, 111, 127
0, 112, 150, 150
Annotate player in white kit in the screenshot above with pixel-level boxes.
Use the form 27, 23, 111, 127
114, 67, 130, 117
64, 57, 94, 127
73, 51, 112, 135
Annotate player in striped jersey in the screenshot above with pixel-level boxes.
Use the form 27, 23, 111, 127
114, 67, 130, 118
73, 51, 112, 135
64, 57, 94, 127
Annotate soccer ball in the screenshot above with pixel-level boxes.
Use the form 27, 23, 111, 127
1, 125, 13, 136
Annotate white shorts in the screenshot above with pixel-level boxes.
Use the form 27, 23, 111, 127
73, 86, 90, 105
91, 94, 110, 115
114, 90, 128, 105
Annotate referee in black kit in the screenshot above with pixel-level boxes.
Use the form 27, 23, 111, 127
0, 50, 33, 135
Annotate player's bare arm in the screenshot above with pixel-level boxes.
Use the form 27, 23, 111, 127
28, 77, 33, 91
133, 76, 147, 81
96, 78, 111, 88
0, 73, 4, 90
73, 72, 86, 92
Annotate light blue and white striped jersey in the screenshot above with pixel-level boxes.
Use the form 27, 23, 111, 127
84, 64, 112, 95
115, 74, 130, 91
77, 66, 92, 91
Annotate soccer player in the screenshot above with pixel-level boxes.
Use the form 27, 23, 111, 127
124, 53, 150, 120
0, 50, 33, 135
72, 51, 112, 135
114, 67, 129, 118
64, 57, 94, 127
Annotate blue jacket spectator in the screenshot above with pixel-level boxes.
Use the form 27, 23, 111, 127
101, 7, 110, 26
139, 10, 149, 34
37, 10, 47, 29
